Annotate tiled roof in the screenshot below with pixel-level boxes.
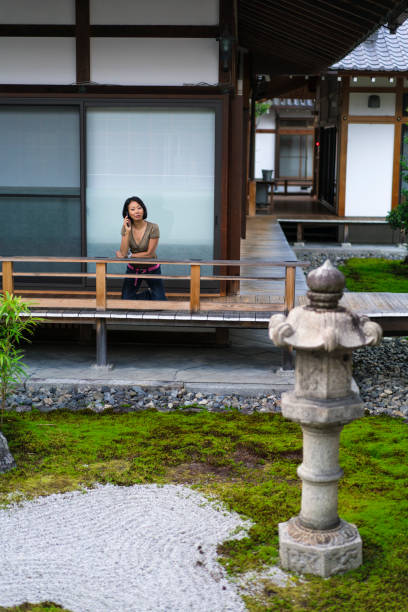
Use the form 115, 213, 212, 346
331, 19, 408, 71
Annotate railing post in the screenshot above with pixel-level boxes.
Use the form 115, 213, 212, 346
190, 264, 201, 312
284, 265, 296, 312
2, 261, 14, 295
296, 223, 303, 243
95, 262, 106, 310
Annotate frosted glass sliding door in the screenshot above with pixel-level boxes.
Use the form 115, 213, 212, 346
86, 107, 216, 273
0, 106, 80, 275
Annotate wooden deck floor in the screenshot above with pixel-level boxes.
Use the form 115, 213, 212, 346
240, 214, 408, 333
240, 215, 308, 302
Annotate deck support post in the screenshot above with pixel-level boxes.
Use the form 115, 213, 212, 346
215, 327, 229, 346
296, 223, 303, 243
96, 319, 107, 367
281, 347, 294, 370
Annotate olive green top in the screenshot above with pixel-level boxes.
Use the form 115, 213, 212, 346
121, 221, 160, 254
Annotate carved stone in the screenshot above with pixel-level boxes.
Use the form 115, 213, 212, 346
0, 431, 16, 473
268, 260, 382, 577
279, 518, 362, 578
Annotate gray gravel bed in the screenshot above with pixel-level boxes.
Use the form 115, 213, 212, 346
353, 337, 408, 419
295, 247, 405, 276
294, 247, 408, 421
4, 338, 408, 422
0, 484, 250, 612
6, 384, 281, 415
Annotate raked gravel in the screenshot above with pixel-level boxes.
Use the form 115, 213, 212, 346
0, 483, 251, 612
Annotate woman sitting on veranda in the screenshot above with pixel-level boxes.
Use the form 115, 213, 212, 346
115, 196, 166, 301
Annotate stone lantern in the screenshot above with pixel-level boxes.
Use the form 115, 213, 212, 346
269, 260, 382, 577
0, 431, 15, 473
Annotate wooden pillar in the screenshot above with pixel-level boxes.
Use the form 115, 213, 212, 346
76, 0, 90, 83
248, 180, 256, 216
95, 319, 107, 367
337, 78, 349, 217
391, 76, 404, 210
190, 264, 201, 312
2, 261, 14, 295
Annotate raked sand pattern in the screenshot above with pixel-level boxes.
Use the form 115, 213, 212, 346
0, 484, 251, 612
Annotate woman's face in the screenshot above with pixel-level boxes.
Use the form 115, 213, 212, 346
127, 201, 144, 222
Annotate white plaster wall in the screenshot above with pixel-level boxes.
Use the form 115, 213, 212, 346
256, 112, 276, 130
345, 123, 394, 216
254, 111, 275, 178
349, 92, 396, 116
0, 38, 76, 84
90, 38, 219, 85
255, 134, 275, 178
0, 0, 74, 23
90, 0, 219, 25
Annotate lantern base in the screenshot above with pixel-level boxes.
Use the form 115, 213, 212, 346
279, 517, 362, 577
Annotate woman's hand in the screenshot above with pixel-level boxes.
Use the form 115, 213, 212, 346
115, 250, 125, 258
122, 216, 131, 234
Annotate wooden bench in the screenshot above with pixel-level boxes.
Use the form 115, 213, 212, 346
274, 179, 313, 195
0, 256, 307, 367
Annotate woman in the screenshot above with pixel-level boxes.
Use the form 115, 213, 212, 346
116, 196, 166, 300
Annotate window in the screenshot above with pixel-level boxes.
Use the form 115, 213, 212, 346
0, 106, 81, 275
279, 134, 313, 178
86, 106, 216, 275
0, 101, 219, 284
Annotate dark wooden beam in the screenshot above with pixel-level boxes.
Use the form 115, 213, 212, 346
90, 25, 219, 37
259, 76, 316, 100
0, 25, 75, 36
218, 0, 236, 88
76, 0, 90, 83
0, 85, 223, 95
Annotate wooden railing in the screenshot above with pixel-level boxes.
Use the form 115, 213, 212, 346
0, 256, 307, 313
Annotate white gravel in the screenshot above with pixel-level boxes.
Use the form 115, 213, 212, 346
0, 484, 252, 612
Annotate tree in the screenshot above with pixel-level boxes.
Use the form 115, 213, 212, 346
0, 292, 42, 425
386, 141, 408, 263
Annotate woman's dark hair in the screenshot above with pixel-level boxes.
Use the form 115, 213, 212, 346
122, 196, 148, 221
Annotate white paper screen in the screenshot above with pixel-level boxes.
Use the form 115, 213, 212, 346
86, 107, 215, 271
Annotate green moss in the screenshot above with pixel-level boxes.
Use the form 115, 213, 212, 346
1, 410, 408, 611
338, 257, 408, 292
0, 603, 69, 612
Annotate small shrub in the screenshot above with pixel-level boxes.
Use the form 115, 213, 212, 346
0, 292, 42, 424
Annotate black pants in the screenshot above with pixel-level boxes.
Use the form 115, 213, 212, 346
121, 265, 167, 300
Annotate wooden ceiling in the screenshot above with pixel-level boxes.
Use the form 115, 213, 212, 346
238, 0, 408, 75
